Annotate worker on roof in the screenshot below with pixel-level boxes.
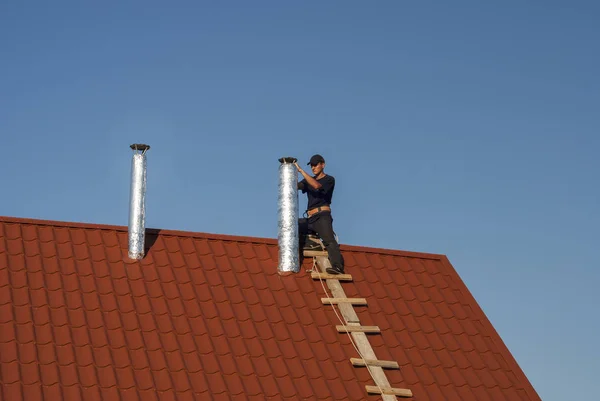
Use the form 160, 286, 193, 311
295, 154, 345, 275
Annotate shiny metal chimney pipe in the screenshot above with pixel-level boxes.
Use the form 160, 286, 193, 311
277, 157, 299, 273
128, 144, 150, 260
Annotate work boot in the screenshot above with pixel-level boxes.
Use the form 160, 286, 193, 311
326, 266, 344, 275
303, 235, 324, 251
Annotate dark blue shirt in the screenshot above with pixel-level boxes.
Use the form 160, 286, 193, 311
299, 175, 335, 210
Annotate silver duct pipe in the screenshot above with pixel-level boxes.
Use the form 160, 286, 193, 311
128, 144, 150, 260
277, 157, 299, 273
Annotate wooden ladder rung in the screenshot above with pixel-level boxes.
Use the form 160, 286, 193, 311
303, 250, 328, 257
311, 272, 353, 281
350, 358, 399, 369
365, 385, 413, 397
337, 325, 380, 333
321, 298, 367, 305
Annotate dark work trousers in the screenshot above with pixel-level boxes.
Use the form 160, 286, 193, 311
298, 211, 345, 272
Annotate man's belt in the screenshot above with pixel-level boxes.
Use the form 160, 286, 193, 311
307, 206, 331, 217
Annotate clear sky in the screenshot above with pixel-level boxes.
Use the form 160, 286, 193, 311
1, 1, 598, 399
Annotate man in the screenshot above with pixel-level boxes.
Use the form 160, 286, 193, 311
295, 154, 345, 275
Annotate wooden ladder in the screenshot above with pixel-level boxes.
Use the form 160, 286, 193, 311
306, 250, 413, 400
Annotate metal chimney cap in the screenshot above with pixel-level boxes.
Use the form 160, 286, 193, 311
278, 157, 297, 164
130, 144, 151, 152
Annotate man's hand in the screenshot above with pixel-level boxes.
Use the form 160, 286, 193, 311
295, 162, 322, 190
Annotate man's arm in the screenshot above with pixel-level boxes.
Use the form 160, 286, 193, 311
294, 163, 322, 190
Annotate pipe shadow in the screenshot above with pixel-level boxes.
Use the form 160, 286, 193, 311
144, 229, 161, 255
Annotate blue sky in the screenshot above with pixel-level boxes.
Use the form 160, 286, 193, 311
1, 1, 598, 399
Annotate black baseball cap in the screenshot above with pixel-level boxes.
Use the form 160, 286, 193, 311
307, 154, 325, 166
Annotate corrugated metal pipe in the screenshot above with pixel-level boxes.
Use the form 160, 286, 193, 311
277, 157, 299, 273
128, 144, 150, 260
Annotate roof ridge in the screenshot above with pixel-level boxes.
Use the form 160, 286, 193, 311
0, 215, 444, 259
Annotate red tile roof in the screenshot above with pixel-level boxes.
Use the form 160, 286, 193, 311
0, 216, 541, 400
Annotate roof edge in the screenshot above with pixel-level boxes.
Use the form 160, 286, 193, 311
0, 215, 445, 260
438, 256, 542, 400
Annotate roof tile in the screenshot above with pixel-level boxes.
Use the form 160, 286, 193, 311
473, 385, 496, 401
171, 369, 194, 393
252, 244, 271, 261
175, 237, 195, 255
58, 363, 79, 387
420, 347, 442, 369
243, 335, 266, 358
140, 330, 163, 351
311, 377, 332, 398
176, 349, 200, 373
134, 368, 156, 390
259, 374, 281, 397
240, 371, 263, 396
245, 258, 265, 275
472, 335, 492, 354
10, 268, 28, 289
1, 359, 20, 385
55, 343, 76, 366
169, 315, 190, 336
493, 368, 515, 389
80, 386, 102, 401
7, 238, 24, 256
112, 342, 131, 368
206, 371, 229, 394
92, 345, 112, 367
40, 383, 62, 400
477, 366, 499, 389
34, 338, 54, 363
449, 301, 470, 320
128, 347, 150, 370
14, 304, 32, 327
414, 316, 436, 337
39, 362, 60, 386
287, 375, 313, 399
149, 296, 171, 316
157, 266, 177, 285
22, 383, 44, 401
414, 365, 436, 386
152, 248, 172, 267
435, 348, 456, 372
3, 382, 23, 400
0, 282, 12, 305
72, 344, 93, 367
51, 324, 71, 346
456, 384, 479, 400
1, 340, 17, 365
174, 333, 196, 355
99, 387, 124, 401
447, 365, 469, 387
0, 270, 9, 291
77, 363, 98, 387
280, 374, 305, 398
429, 364, 452, 387
192, 331, 213, 356
263, 338, 284, 360
192, 239, 210, 256
456, 332, 476, 352
254, 319, 275, 341
175, 282, 196, 302
266, 246, 278, 262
